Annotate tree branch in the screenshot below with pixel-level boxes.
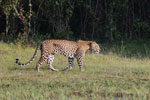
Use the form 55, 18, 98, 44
13, 4, 28, 31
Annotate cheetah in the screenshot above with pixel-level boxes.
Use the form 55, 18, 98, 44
15, 40, 100, 72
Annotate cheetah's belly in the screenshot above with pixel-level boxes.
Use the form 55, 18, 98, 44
59, 51, 74, 58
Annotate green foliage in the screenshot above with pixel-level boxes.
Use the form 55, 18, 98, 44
133, 19, 150, 38
0, 0, 149, 42
101, 40, 150, 58
55, 29, 73, 39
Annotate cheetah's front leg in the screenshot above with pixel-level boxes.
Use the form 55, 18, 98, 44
76, 56, 84, 72
63, 57, 74, 71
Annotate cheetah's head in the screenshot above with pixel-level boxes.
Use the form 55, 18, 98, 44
89, 42, 100, 55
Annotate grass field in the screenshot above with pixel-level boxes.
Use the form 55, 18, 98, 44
0, 42, 150, 100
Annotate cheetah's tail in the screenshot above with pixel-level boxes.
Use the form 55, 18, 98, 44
15, 44, 41, 66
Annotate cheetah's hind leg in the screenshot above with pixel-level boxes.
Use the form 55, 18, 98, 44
47, 54, 59, 71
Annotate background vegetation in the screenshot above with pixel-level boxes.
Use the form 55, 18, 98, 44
0, 0, 149, 42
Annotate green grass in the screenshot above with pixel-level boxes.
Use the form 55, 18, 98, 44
0, 42, 150, 100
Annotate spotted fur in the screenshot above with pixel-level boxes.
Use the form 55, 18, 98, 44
15, 40, 100, 72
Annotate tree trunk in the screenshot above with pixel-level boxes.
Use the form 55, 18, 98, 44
91, 0, 99, 40
28, 0, 32, 36
109, 7, 114, 41
5, 15, 9, 36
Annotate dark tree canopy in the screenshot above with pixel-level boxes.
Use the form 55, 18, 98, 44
0, 0, 149, 42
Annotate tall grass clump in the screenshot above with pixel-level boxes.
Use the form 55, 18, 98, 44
101, 40, 150, 58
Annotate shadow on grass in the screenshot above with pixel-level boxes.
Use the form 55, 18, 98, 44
9, 65, 79, 74
9, 65, 60, 72
9, 66, 35, 71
